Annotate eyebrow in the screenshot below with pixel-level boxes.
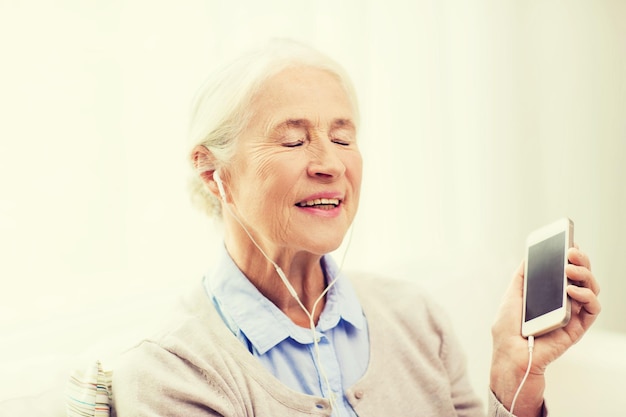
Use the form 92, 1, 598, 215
271, 118, 356, 133
330, 118, 356, 131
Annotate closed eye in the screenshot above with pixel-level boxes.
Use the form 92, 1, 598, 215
332, 139, 351, 146
330, 125, 356, 147
283, 140, 305, 148
279, 124, 308, 147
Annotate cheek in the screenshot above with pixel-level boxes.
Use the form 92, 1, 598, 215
251, 156, 301, 216
346, 152, 363, 190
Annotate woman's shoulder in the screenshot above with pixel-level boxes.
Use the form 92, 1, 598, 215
113, 283, 234, 370
347, 271, 433, 306
111, 283, 248, 402
346, 270, 452, 333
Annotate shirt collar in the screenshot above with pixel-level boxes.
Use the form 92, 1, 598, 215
204, 245, 365, 355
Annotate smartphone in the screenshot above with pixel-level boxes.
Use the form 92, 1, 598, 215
521, 217, 573, 337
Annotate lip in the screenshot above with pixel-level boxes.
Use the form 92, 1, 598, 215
295, 192, 344, 218
297, 192, 344, 203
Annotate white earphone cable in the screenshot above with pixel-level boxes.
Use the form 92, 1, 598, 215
216, 171, 354, 415
510, 335, 535, 416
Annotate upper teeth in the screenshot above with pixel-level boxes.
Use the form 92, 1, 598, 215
297, 198, 340, 207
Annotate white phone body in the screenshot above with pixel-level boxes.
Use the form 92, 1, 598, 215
521, 217, 573, 337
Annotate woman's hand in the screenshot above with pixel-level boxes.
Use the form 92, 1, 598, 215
489, 246, 601, 417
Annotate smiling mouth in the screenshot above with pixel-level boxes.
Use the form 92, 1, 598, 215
296, 198, 341, 210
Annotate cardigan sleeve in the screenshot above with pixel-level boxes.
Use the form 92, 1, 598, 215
488, 389, 514, 417
425, 296, 486, 417
487, 389, 548, 417
111, 340, 232, 417
428, 295, 548, 417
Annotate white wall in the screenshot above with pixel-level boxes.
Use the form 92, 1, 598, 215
1, 0, 624, 414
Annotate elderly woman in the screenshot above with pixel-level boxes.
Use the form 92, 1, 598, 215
112, 39, 600, 417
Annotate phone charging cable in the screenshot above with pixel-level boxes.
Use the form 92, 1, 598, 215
510, 335, 535, 416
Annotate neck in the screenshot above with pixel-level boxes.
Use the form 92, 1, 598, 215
223, 222, 328, 327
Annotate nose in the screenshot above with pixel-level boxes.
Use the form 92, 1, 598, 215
306, 138, 346, 180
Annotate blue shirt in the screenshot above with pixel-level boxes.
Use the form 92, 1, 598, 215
203, 246, 369, 417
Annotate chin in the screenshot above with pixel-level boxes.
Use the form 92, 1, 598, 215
303, 236, 346, 256
288, 220, 351, 255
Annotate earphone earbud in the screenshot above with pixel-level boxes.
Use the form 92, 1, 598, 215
214, 169, 227, 201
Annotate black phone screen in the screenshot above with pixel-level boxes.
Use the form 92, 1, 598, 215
525, 232, 566, 322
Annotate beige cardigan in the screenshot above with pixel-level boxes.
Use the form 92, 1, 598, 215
112, 273, 515, 416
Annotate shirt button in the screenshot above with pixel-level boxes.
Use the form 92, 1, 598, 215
354, 390, 364, 399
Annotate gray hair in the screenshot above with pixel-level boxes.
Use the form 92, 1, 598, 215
187, 38, 360, 218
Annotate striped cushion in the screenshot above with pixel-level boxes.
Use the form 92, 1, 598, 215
66, 360, 112, 417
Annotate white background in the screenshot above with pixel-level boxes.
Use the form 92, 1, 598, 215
1, 0, 624, 414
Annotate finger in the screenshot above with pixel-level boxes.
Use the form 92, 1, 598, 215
568, 247, 591, 270
567, 285, 602, 316
566, 264, 600, 295
515, 260, 525, 280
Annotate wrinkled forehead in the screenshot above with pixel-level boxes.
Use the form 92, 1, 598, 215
247, 66, 358, 135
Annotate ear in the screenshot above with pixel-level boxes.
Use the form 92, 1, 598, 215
191, 145, 221, 199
